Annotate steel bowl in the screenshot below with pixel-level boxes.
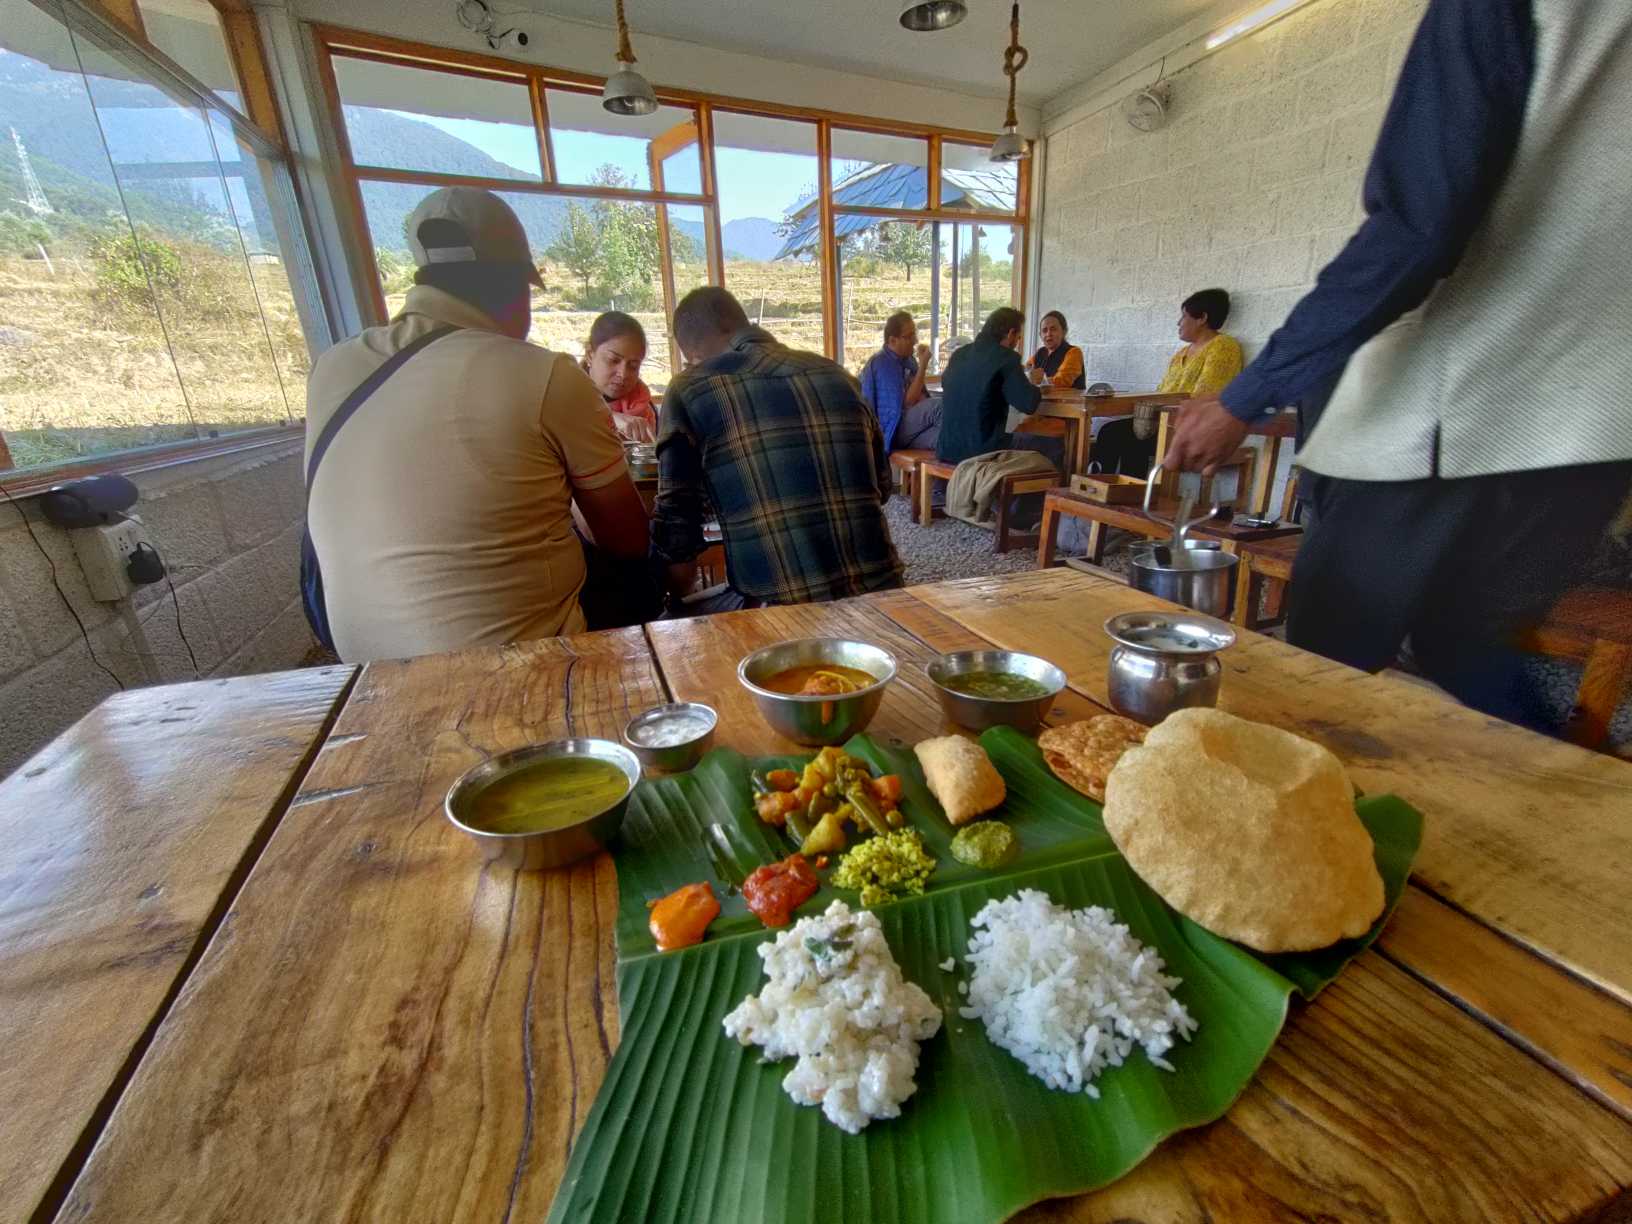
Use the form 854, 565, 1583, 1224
443, 739, 641, 871
622, 701, 717, 772
925, 649, 1067, 733
1128, 540, 1239, 619
737, 638, 897, 746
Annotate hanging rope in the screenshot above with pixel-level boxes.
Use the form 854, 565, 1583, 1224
1001, 1, 1028, 129
614, 0, 638, 65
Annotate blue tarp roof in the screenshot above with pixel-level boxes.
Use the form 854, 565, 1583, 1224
772, 162, 1017, 259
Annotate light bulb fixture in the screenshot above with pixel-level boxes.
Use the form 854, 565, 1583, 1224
1205, 0, 1306, 50
899, 0, 967, 31
989, 1, 1029, 163
602, 0, 658, 116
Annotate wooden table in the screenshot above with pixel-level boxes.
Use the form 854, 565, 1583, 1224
5, 571, 1631, 1223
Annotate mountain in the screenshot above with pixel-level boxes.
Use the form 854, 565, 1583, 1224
721, 217, 782, 261
343, 107, 568, 254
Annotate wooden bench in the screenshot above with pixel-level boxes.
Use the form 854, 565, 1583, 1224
1036, 489, 1303, 570
917, 458, 1063, 554
1519, 586, 1632, 751
887, 448, 933, 502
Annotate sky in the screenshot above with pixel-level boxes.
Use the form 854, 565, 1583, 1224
403, 112, 817, 225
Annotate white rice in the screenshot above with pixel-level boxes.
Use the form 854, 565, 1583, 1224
722, 900, 943, 1133
959, 889, 1198, 1096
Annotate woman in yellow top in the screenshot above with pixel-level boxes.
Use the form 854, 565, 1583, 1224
1094, 289, 1243, 475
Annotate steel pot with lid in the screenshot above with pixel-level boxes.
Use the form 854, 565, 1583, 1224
1103, 610, 1237, 725
1130, 465, 1238, 618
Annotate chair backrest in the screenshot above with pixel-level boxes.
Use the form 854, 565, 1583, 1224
1015, 416, 1070, 438
1280, 467, 1302, 523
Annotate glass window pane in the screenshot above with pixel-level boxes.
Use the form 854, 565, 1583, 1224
77, 34, 293, 438
0, 0, 199, 468
209, 112, 308, 418
836, 218, 937, 374
359, 179, 693, 390
828, 128, 929, 209
936, 220, 1020, 362
545, 88, 699, 194
334, 56, 542, 182
135, 0, 244, 113
713, 112, 824, 358
940, 141, 1019, 213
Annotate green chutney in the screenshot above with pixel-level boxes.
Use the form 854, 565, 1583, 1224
950, 820, 1018, 870
464, 756, 630, 835
942, 671, 1052, 701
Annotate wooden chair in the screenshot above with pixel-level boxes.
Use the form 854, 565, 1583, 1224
888, 448, 933, 502
1519, 586, 1632, 751
1233, 534, 1301, 630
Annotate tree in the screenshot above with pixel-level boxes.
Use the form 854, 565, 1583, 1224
0, 210, 51, 256
547, 202, 602, 296
877, 221, 932, 281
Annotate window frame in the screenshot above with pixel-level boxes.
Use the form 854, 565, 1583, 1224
310, 24, 1031, 367
0, 0, 324, 486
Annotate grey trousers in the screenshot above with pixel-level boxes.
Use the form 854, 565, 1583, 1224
893, 397, 943, 451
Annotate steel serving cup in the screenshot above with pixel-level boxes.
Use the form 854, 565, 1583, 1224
925, 649, 1067, 734
622, 701, 717, 772
1127, 540, 1239, 619
1103, 610, 1237, 725
737, 638, 897, 746
443, 739, 641, 871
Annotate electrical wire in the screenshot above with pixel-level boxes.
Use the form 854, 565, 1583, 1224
0, 480, 126, 692
165, 569, 201, 678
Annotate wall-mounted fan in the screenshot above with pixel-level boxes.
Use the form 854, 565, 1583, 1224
1123, 81, 1171, 132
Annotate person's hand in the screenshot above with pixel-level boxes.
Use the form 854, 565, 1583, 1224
1162, 395, 1249, 474
915, 343, 930, 367
614, 412, 656, 444
1028, 366, 1046, 386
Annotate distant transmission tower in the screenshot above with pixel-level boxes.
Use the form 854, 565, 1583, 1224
10, 127, 54, 216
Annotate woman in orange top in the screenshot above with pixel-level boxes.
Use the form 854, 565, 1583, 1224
582, 311, 657, 442
1094, 289, 1244, 475
1026, 310, 1086, 390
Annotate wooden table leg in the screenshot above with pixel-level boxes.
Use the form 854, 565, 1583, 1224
1038, 497, 1060, 568
919, 466, 934, 527
1087, 519, 1105, 565
1233, 551, 1255, 628
994, 481, 1011, 554
1072, 413, 1089, 477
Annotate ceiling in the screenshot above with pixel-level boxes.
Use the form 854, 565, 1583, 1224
525, 0, 1242, 105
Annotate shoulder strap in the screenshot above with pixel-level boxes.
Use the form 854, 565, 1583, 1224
305, 324, 457, 497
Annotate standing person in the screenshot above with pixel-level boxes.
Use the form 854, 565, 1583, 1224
936, 307, 1044, 464
581, 311, 658, 442
651, 287, 903, 610
1161, 0, 1632, 728
858, 310, 942, 451
304, 187, 651, 662
1026, 310, 1086, 390
1093, 289, 1243, 476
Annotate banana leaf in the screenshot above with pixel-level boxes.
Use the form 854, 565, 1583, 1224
550, 728, 1423, 1223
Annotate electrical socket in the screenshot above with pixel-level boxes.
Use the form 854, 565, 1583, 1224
68, 516, 152, 602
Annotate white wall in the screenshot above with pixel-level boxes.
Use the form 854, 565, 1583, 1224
1035, 0, 1426, 391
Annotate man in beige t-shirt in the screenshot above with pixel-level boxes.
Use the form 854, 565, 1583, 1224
305, 189, 649, 663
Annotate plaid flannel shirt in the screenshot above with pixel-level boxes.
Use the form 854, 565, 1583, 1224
651, 327, 903, 604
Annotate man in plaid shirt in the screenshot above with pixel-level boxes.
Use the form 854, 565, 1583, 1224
652, 287, 903, 609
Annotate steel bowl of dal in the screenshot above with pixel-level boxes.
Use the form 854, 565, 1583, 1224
926, 649, 1068, 733
444, 738, 641, 870
737, 638, 897, 746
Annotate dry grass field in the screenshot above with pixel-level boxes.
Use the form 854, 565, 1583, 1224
1, 247, 1012, 474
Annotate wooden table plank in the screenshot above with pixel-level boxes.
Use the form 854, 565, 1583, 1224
0, 666, 355, 1224
873, 588, 1632, 1127
912, 571, 1632, 1008
53, 631, 663, 1223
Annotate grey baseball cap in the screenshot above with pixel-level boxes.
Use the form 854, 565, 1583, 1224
405, 186, 544, 287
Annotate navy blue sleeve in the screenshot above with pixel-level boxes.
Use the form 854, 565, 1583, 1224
1220, 0, 1535, 420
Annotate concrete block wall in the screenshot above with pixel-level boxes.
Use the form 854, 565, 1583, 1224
1038, 0, 1428, 391
0, 438, 316, 776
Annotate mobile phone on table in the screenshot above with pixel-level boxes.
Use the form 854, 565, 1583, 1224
1237, 515, 1278, 529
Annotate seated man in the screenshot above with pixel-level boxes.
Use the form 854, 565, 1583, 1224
858, 310, 942, 451
652, 287, 903, 609
305, 187, 652, 663
937, 307, 1047, 464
